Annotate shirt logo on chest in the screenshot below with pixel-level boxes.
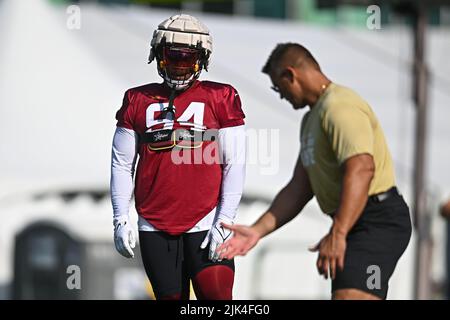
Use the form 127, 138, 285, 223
301, 133, 315, 167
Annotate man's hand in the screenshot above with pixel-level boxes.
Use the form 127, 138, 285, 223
114, 219, 136, 258
309, 226, 347, 280
308, 154, 374, 280
216, 223, 261, 260
200, 219, 234, 262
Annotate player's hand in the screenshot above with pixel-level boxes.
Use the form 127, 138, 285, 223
309, 227, 346, 280
216, 223, 261, 260
114, 218, 136, 259
200, 219, 233, 262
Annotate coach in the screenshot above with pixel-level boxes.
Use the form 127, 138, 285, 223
218, 43, 412, 300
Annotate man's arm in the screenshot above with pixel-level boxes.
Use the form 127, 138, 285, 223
310, 153, 375, 279
218, 154, 314, 259
111, 127, 138, 223
200, 125, 246, 262
333, 153, 375, 235
110, 127, 139, 258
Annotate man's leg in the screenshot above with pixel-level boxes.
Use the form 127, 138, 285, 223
183, 231, 235, 300
192, 265, 234, 300
332, 289, 381, 300
139, 231, 190, 300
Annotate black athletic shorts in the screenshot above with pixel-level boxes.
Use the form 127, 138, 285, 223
139, 230, 234, 298
332, 189, 412, 299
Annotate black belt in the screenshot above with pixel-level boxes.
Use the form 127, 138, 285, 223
368, 187, 400, 204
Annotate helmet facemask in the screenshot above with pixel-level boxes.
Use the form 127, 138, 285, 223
157, 44, 202, 91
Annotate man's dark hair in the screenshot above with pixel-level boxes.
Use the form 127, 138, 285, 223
262, 43, 320, 74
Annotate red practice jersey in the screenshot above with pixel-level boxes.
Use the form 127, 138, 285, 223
115, 80, 245, 235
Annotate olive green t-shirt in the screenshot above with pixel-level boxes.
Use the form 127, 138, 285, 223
300, 83, 396, 214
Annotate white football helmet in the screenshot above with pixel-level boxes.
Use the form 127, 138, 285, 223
148, 14, 213, 90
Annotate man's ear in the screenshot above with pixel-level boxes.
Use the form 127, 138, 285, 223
285, 67, 296, 83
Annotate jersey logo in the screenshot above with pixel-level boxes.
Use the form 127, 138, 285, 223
300, 133, 315, 167
153, 131, 170, 141
215, 224, 232, 241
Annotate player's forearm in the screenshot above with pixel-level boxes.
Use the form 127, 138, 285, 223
110, 168, 134, 222
253, 183, 312, 238
110, 127, 138, 224
216, 180, 244, 222
333, 157, 375, 236
216, 125, 246, 222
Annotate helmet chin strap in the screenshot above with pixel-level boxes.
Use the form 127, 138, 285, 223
160, 72, 199, 120
161, 89, 177, 121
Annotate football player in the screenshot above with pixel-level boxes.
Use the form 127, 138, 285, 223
110, 14, 246, 300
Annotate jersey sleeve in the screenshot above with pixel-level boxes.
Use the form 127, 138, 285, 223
110, 127, 139, 225
321, 103, 374, 165
217, 85, 245, 128
215, 125, 246, 222
115, 90, 135, 130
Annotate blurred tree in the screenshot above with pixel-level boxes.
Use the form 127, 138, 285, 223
254, 0, 286, 19
203, 0, 233, 14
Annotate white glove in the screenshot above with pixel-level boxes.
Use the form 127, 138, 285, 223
200, 218, 233, 262
114, 218, 136, 259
